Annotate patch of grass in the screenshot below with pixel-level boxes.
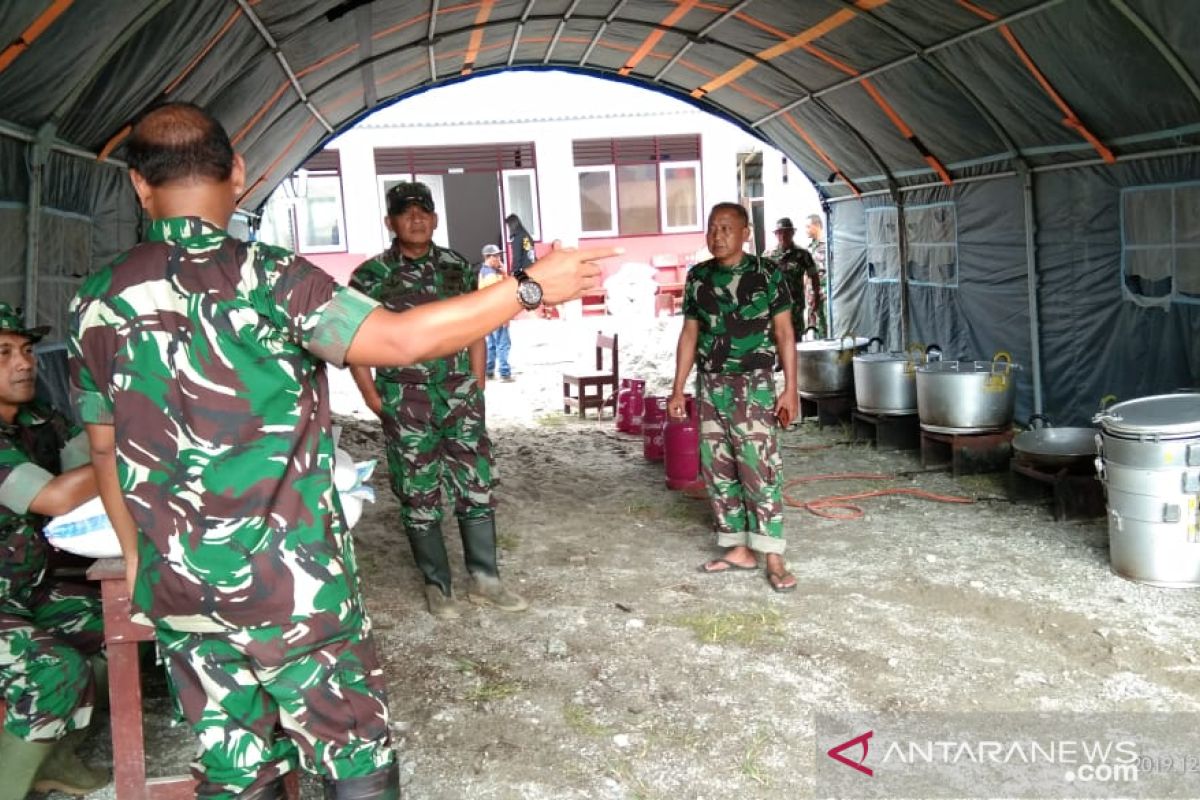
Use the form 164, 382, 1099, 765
464, 680, 522, 703
496, 532, 520, 551
625, 501, 656, 519
535, 412, 570, 426
563, 702, 614, 738
672, 606, 785, 646
603, 759, 659, 800
741, 727, 772, 785
453, 657, 522, 703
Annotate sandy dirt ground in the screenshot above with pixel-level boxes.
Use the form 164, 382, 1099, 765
73, 316, 1199, 800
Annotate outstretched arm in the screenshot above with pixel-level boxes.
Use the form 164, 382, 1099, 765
346, 246, 617, 368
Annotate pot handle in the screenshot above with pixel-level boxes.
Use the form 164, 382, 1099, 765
991, 351, 1013, 374
924, 344, 943, 362
1026, 413, 1052, 430
840, 333, 858, 350
1098, 393, 1118, 411
866, 336, 884, 353
800, 325, 819, 341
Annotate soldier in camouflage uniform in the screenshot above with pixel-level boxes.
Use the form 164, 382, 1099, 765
70, 103, 608, 800
766, 217, 823, 339
668, 203, 799, 594
350, 183, 526, 620
0, 304, 109, 799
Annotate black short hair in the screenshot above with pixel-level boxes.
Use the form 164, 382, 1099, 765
708, 202, 749, 227
124, 102, 234, 186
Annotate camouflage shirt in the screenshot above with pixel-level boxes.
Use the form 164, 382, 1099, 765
683, 253, 792, 374
0, 404, 88, 605
767, 243, 819, 325
69, 217, 380, 632
350, 242, 477, 385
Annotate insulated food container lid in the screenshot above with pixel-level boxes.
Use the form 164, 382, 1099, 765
1096, 393, 1200, 438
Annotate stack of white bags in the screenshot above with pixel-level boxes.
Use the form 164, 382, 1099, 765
44, 448, 377, 559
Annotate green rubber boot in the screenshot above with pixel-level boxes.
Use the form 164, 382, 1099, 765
459, 513, 528, 612
32, 727, 111, 796
405, 522, 459, 619
0, 728, 54, 800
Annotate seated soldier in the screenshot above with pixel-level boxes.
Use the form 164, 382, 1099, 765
0, 303, 108, 799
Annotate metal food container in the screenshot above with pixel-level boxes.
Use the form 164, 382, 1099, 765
915, 353, 1019, 433
853, 340, 929, 416
1094, 393, 1200, 588
796, 333, 870, 396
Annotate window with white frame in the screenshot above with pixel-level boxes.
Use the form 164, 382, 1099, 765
661, 162, 702, 232
865, 203, 959, 286
503, 169, 540, 241
906, 202, 959, 287
573, 135, 703, 237
577, 167, 617, 236
1122, 182, 1200, 306
865, 207, 900, 283
294, 173, 347, 253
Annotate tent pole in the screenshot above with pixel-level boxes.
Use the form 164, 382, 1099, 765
24, 124, 54, 329
1020, 164, 1044, 416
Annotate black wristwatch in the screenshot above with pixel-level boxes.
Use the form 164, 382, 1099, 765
516, 272, 543, 310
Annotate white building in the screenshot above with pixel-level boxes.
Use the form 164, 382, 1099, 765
257, 71, 822, 291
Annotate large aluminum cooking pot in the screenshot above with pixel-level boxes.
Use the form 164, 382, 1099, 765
915, 352, 1019, 433
1094, 392, 1200, 587
1012, 414, 1099, 471
796, 330, 870, 396
852, 340, 931, 416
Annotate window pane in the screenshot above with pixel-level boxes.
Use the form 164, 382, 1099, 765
578, 171, 613, 233
617, 164, 657, 235
300, 176, 344, 249
664, 165, 698, 228
506, 173, 538, 239
1123, 189, 1172, 245
1176, 185, 1200, 246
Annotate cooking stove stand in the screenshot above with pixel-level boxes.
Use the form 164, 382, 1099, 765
1009, 458, 1106, 521
798, 391, 852, 428
920, 428, 1014, 476
852, 410, 920, 450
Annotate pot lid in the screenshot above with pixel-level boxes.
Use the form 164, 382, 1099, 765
854, 352, 912, 363
1096, 393, 1200, 436
797, 336, 871, 351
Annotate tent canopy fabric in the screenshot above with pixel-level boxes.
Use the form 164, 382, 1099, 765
1, 0, 1197, 424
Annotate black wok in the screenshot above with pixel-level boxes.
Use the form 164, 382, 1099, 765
1012, 426, 1098, 470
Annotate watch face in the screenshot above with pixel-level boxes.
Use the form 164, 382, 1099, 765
517, 277, 543, 308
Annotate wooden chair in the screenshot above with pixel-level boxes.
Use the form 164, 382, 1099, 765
563, 332, 619, 419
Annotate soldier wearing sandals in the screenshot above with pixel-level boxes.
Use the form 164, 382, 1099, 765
668, 202, 799, 593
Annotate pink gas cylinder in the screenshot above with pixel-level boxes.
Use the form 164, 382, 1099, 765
615, 378, 633, 432
664, 396, 700, 489
625, 380, 646, 435
642, 396, 666, 461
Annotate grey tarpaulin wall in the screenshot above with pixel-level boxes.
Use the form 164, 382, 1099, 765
0, 0, 1197, 426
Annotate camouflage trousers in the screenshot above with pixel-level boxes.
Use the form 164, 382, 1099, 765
0, 578, 103, 742
377, 377, 496, 528
698, 370, 786, 554
156, 611, 393, 798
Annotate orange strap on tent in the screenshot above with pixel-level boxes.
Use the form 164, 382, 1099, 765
691, 0, 891, 99
462, 0, 495, 75
957, 0, 1115, 164
620, 0, 699, 76
0, 0, 73, 75
806, 43, 952, 185
784, 113, 862, 197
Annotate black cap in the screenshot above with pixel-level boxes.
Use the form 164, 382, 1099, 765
386, 181, 435, 214
774, 217, 795, 232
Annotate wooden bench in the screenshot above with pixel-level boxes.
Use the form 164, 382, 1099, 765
87, 558, 300, 799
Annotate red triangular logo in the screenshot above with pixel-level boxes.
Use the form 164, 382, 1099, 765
827, 730, 874, 777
